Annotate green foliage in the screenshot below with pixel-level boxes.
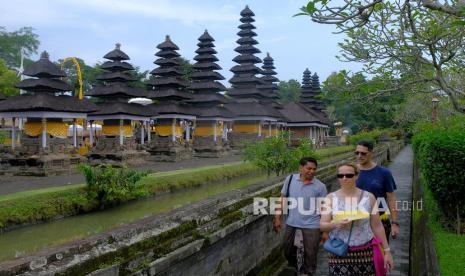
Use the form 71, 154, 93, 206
277, 79, 301, 104
78, 164, 149, 209
0, 58, 20, 96
60, 58, 104, 96
322, 70, 407, 133
420, 174, 465, 275
0, 26, 40, 69
412, 115, 465, 234
347, 129, 384, 145
179, 57, 193, 82
243, 132, 318, 176
0, 130, 8, 144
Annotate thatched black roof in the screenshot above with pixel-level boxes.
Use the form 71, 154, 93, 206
100, 61, 134, 71
300, 69, 325, 111
89, 102, 152, 117
225, 101, 282, 119
150, 102, 196, 116
234, 45, 260, 54
0, 93, 98, 113
103, 43, 130, 61
155, 49, 180, 58
23, 51, 66, 78
279, 102, 330, 125
149, 67, 183, 76
192, 62, 221, 71
186, 91, 228, 104
189, 82, 226, 92
15, 78, 73, 93
90, 43, 147, 101
157, 35, 179, 50
241, 5, 255, 17
146, 77, 188, 87
148, 89, 192, 101
96, 71, 136, 82
190, 105, 234, 118
154, 58, 181, 66
87, 83, 147, 98
258, 53, 280, 103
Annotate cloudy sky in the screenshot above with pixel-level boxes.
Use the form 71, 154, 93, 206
0, 0, 363, 84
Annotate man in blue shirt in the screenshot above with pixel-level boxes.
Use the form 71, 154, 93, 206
355, 140, 399, 241
273, 157, 327, 275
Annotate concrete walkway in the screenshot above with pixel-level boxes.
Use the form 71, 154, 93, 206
281, 145, 413, 275
0, 155, 242, 195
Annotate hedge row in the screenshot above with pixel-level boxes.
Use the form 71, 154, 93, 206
412, 115, 465, 234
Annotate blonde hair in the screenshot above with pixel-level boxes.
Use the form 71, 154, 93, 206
337, 162, 359, 175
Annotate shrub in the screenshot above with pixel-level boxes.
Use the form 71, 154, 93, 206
243, 132, 318, 176
347, 129, 384, 145
78, 164, 149, 209
412, 115, 465, 234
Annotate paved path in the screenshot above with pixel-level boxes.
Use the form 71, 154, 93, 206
280, 145, 413, 275
0, 155, 242, 195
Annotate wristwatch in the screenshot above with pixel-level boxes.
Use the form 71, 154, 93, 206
391, 221, 400, 226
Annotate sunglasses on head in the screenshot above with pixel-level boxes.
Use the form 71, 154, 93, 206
354, 151, 368, 156
337, 173, 356, 179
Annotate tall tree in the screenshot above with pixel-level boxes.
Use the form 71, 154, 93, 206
0, 58, 20, 96
322, 70, 407, 132
277, 79, 301, 104
298, 1, 465, 113
0, 26, 40, 69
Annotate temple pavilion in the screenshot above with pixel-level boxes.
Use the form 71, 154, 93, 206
0, 51, 97, 176
225, 6, 282, 147
257, 53, 287, 136
279, 68, 330, 146
86, 43, 151, 166
187, 30, 234, 157
146, 36, 196, 161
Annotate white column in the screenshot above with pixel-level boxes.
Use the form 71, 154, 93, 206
275, 122, 279, 137
140, 121, 145, 145
171, 118, 176, 142
268, 122, 271, 137
309, 127, 312, 140
222, 123, 228, 140
42, 118, 47, 149
11, 117, 16, 150
73, 119, 77, 148
119, 119, 124, 146
89, 121, 94, 146
186, 122, 190, 142
147, 122, 151, 142
213, 121, 217, 142
258, 122, 262, 137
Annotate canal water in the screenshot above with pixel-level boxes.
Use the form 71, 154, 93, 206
0, 174, 268, 262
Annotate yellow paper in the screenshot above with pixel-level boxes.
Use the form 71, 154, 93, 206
332, 210, 370, 222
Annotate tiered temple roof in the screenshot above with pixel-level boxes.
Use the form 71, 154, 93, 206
0, 51, 97, 115
146, 36, 193, 116
225, 6, 282, 120
258, 53, 281, 107
300, 69, 324, 111
87, 44, 150, 118
227, 5, 268, 101
188, 30, 233, 119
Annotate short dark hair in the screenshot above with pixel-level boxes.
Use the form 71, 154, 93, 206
357, 139, 374, 151
299, 157, 318, 167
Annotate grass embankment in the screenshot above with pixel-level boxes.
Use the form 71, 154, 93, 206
317, 145, 354, 159
0, 162, 259, 231
0, 146, 357, 231
421, 174, 465, 276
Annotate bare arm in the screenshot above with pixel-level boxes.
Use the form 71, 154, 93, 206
320, 194, 351, 232
273, 195, 284, 233
386, 192, 398, 222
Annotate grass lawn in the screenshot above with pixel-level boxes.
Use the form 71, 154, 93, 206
422, 175, 465, 276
